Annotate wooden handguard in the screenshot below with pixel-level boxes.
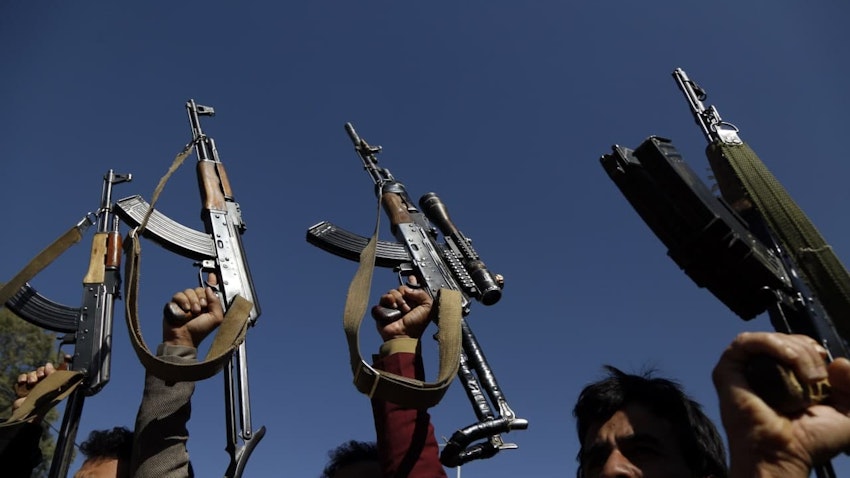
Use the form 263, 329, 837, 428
197, 161, 229, 211
105, 231, 122, 269
381, 193, 413, 226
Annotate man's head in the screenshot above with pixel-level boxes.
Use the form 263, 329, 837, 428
320, 440, 380, 478
73, 427, 133, 478
573, 366, 727, 478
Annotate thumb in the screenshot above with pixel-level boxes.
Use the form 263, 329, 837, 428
205, 285, 224, 324
207, 271, 219, 288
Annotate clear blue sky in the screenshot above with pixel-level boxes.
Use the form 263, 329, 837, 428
2, 2, 850, 477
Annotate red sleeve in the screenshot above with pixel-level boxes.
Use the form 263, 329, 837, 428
371, 352, 448, 478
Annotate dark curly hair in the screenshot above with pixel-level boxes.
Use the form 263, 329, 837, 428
573, 365, 727, 478
320, 440, 378, 478
79, 426, 133, 462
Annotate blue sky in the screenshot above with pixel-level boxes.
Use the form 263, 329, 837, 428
2, 2, 850, 477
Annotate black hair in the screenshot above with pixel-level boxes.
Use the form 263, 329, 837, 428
573, 365, 727, 478
79, 426, 133, 462
320, 440, 379, 478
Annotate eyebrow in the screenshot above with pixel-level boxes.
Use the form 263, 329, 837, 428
582, 432, 665, 461
621, 432, 664, 447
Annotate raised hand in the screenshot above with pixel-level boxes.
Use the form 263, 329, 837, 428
714, 331, 850, 478
372, 276, 434, 342
162, 272, 225, 348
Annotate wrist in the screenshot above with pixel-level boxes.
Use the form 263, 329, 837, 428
379, 337, 419, 356
163, 324, 196, 348
163, 339, 194, 347
156, 343, 198, 359
728, 442, 811, 478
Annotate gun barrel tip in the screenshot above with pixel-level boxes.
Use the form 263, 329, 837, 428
344, 122, 359, 141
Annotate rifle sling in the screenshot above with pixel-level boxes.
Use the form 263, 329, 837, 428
1, 370, 83, 426
0, 226, 84, 307
343, 195, 462, 409
122, 143, 252, 382
0, 212, 90, 420
708, 141, 850, 340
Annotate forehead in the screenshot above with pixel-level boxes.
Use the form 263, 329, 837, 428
584, 403, 678, 445
73, 458, 120, 478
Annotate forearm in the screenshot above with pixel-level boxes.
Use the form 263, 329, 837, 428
130, 343, 197, 478
371, 338, 447, 478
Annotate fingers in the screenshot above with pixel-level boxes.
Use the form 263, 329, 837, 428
379, 285, 430, 316
171, 286, 209, 315
15, 362, 57, 397
12, 362, 56, 417
28, 364, 52, 384
375, 279, 434, 341
827, 358, 850, 415
379, 288, 408, 310
715, 332, 828, 389
402, 285, 430, 305
166, 283, 212, 324
172, 273, 217, 311
16, 372, 30, 394
207, 271, 219, 287
371, 305, 402, 323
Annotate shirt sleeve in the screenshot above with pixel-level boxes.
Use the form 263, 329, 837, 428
371, 338, 448, 478
0, 421, 44, 478
130, 343, 197, 478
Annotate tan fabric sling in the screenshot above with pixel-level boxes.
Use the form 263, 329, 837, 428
342, 196, 463, 409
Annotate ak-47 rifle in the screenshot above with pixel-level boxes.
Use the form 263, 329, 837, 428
307, 123, 527, 467
600, 68, 850, 478
2, 170, 131, 478
114, 100, 264, 478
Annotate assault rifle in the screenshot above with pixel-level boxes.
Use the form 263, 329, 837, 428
114, 100, 263, 478
2, 170, 131, 478
307, 123, 527, 467
600, 68, 850, 478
